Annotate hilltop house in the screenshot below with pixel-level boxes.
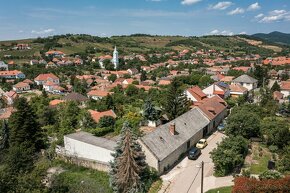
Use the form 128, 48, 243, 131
34, 73, 60, 85
45, 50, 65, 58
13, 82, 30, 93
0, 70, 25, 79
87, 90, 112, 100
232, 74, 258, 91
0, 61, 8, 70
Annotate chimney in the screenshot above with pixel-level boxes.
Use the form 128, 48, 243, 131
169, 122, 176, 135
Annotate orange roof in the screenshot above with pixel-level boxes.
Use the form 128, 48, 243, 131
5, 91, 18, 98
46, 50, 64, 55
34, 73, 59, 81
0, 107, 15, 120
229, 84, 248, 93
195, 96, 227, 120
233, 66, 251, 72
220, 76, 234, 82
0, 70, 23, 76
281, 81, 290, 91
123, 78, 134, 84
158, 79, 171, 85
44, 81, 56, 86
49, 99, 65, 106
187, 86, 207, 101
87, 90, 112, 97
13, 82, 29, 88
273, 91, 283, 100
23, 79, 34, 84
88, 109, 117, 123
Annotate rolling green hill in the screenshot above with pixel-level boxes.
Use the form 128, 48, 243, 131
0, 34, 285, 62
252, 31, 290, 45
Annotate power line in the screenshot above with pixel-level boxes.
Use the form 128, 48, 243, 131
186, 167, 201, 193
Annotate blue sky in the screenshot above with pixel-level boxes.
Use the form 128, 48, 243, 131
0, 0, 289, 40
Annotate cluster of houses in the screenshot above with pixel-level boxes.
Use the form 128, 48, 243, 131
62, 86, 228, 174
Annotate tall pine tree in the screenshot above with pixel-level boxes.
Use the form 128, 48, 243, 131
163, 79, 190, 120
9, 97, 44, 151
143, 98, 159, 121
0, 120, 9, 150
109, 122, 147, 193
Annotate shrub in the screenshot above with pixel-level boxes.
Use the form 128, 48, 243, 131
259, 170, 282, 180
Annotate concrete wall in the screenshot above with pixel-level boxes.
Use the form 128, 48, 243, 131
281, 90, 289, 98
64, 136, 114, 164
159, 129, 203, 174
185, 90, 198, 102
138, 140, 159, 172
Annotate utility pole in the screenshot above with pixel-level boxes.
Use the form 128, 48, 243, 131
201, 161, 204, 193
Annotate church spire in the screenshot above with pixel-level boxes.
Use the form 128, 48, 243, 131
112, 46, 119, 69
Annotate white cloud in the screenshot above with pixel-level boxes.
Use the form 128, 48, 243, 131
181, 0, 202, 5
239, 31, 247, 35
209, 29, 234, 36
31, 28, 55, 34
247, 2, 261, 11
255, 13, 264, 18
259, 9, 290, 23
209, 1, 233, 10
18, 30, 24, 33
228, 7, 245, 15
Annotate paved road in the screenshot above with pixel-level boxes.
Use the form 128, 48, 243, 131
159, 131, 234, 193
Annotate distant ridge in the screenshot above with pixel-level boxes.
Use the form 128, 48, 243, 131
252, 31, 290, 45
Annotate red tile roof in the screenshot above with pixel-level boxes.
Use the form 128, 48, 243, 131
88, 109, 117, 123
187, 86, 207, 101
195, 96, 227, 120
281, 81, 290, 91
87, 90, 112, 97
34, 73, 59, 81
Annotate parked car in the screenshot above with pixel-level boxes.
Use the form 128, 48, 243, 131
188, 147, 201, 160
196, 139, 208, 149
217, 123, 225, 132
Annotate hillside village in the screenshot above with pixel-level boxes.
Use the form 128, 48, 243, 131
0, 34, 289, 193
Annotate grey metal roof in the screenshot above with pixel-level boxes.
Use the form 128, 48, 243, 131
140, 108, 210, 161
233, 74, 258, 84
65, 131, 117, 151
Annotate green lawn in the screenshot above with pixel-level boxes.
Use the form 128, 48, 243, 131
148, 179, 163, 193
250, 154, 271, 174
51, 161, 113, 193
206, 186, 232, 193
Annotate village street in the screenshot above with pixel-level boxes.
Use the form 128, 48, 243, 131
159, 131, 234, 193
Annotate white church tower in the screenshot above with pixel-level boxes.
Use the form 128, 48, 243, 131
112, 46, 119, 69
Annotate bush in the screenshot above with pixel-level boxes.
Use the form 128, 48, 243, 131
259, 170, 282, 180
210, 136, 249, 176
232, 176, 290, 193
93, 127, 114, 137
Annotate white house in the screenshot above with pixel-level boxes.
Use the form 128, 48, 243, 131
0, 61, 8, 70
232, 74, 258, 91
229, 83, 248, 98
64, 132, 116, 168
280, 81, 290, 98
87, 90, 111, 100
185, 86, 207, 103
13, 82, 30, 93
0, 70, 25, 79
34, 73, 60, 85
202, 82, 230, 99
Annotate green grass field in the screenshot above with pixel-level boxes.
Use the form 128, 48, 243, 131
206, 186, 232, 193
